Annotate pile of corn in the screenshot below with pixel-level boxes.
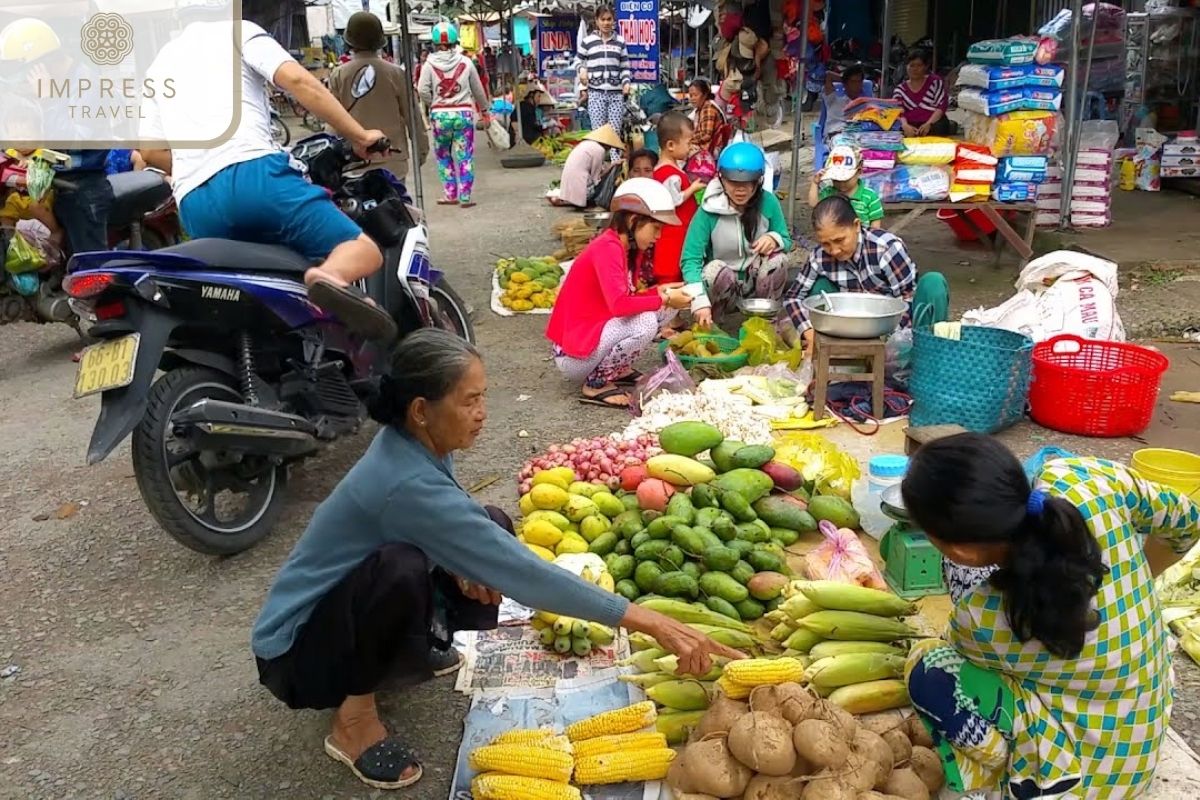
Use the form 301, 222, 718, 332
468, 702, 675, 799
761, 580, 918, 713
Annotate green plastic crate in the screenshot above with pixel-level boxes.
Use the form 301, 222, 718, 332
879, 525, 946, 599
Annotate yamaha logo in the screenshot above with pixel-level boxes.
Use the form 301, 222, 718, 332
201, 285, 240, 302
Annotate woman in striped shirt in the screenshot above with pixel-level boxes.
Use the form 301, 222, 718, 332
576, 6, 631, 159
893, 49, 948, 137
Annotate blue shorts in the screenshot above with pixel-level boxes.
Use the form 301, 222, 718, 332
179, 152, 362, 262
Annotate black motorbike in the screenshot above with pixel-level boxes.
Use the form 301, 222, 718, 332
63, 135, 473, 555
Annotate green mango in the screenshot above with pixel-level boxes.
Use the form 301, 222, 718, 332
747, 549, 784, 573
654, 571, 700, 599
734, 597, 766, 620
588, 531, 618, 556
752, 495, 818, 532
702, 545, 741, 572
665, 493, 696, 525
658, 421, 724, 457
608, 554, 636, 581
731, 444, 775, 469
808, 495, 861, 529
680, 561, 702, 581
634, 561, 664, 593
630, 531, 651, 551
770, 527, 801, 546
711, 516, 738, 542
719, 489, 758, 523
713, 469, 775, 504
698, 571, 749, 603
616, 579, 641, 601
690, 483, 718, 509
657, 545, 686, 571
693, 507, 723, 529
704, 596, 742, 621
670, 524, 708, 557
710, 440, 745, 473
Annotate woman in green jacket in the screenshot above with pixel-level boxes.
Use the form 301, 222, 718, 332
680, 142, 792, 329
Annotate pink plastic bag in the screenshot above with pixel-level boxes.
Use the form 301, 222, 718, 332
630, 349, 696, 415
803, 520, 888, 589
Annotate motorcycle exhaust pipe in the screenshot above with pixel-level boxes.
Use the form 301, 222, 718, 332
171, 399, 319, 459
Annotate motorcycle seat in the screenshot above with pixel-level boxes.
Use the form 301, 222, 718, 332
159, 238, 315, 273
107, 171, 172, 227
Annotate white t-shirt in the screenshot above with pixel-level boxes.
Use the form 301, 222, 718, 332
142, 20, 295, 202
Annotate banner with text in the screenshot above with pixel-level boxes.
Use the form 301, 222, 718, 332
617, 0, 660, 83
537, 17, 577, 76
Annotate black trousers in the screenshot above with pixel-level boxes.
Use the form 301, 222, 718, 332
257, 506, 513, 710
53, 172, 114, 255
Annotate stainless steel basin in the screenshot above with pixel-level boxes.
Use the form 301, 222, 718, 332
800, 292, 908, 339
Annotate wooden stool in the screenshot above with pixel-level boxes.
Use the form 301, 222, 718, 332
812, 333, 887, 421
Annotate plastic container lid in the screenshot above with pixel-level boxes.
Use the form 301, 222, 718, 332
868, 454, 909, 479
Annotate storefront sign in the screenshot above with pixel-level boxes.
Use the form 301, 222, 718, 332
617, 0, 660, 83
537, 17, 577, 75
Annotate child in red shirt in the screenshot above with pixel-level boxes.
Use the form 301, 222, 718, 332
652, 111, 705, 284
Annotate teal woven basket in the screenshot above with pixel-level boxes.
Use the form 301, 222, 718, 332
909, 325, 1034, 433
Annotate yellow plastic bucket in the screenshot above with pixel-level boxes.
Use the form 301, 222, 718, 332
1131, 448, 1200, 500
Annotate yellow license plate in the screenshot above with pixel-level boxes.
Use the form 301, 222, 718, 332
74, 334, 140, 399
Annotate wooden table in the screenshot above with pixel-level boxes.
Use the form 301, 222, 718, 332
885, 201, 1038, 266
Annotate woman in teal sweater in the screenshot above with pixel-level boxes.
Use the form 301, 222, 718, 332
680, 142, 792, 329
252, 329, 740, 790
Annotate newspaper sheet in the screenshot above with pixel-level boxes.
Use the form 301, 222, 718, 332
453, 625, 626, 694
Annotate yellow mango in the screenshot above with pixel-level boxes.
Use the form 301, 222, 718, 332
512, 300, 534, 312
522, 519, 565, 548
515, 286, 534, 300
564, 494, 600, 523
591, 491, 625, 518
510, 272, 531, 284
532, 470, 571, 491
530, 484, 569, 511
579, 514, 612, 543
525, 510, 572, 531
519, 492, 536, 516
547, 466, 576, 484
569, 481, 605, 498
556, 533, 589, 555
526, 543, 556, 561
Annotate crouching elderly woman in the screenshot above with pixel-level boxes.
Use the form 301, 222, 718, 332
251, 329, 741, 791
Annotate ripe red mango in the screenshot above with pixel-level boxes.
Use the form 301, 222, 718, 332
620, 465, 648, 492
636, 478, 676, 512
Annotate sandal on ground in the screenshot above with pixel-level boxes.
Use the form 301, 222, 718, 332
308, 278, 399, 343
324, 735, 423, 790
459, 201, 477, 209
612, 369, 643, 386
578, 387, 630, 409
436, 197, 458, 205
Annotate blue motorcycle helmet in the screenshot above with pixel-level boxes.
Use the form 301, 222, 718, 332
717, 141, 767, 183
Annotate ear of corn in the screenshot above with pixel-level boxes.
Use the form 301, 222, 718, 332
686, 624, 759, 650
770, 621, 798, 641
468, 744, 574, 782
808, 640, 908, 660
827, 678, 911, 713
618, 648, 667, 673
574, 748, 677, 784
572, 732, 668, 759
656, 709, 706, 744
716, 673, 753, 699
471, 773, 582, 800
645, 679, 713, 711
799, 610, 917, 642
784, 627, 823, 653
635, 596, 753, 633
618, 671, 677, 689
724, 656, 806, 686
779, 592, 820, 620
627, 632, 660, 651
566, 701, 657, 741
490, 728, 572, 752
803, 653, 907, 689
653, 654, 725, 680
796, 580, 917, 617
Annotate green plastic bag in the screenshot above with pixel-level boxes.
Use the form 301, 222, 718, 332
4, 231, 47, 274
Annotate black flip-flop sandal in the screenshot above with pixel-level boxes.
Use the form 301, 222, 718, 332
324, 735, 423, 790
612, 369, 643, 386
308, 279, 399, 343
578, 387, 630, 409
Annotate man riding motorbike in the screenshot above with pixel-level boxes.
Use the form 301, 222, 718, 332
139, 0, 397, 341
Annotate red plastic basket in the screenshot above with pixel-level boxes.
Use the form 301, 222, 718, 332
1029, 335, 1169, 437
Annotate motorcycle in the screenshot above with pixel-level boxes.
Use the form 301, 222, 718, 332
107, 169, 181, 252
63, 134, 474, 555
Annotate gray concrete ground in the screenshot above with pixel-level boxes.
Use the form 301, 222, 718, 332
2, 139, 1200, 799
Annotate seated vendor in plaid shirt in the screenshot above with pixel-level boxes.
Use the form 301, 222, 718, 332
783, 195, 949, 352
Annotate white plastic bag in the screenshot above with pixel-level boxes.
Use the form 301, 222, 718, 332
487, 118, 511, 150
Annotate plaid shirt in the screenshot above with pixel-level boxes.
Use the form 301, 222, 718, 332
783, 226, 918, 333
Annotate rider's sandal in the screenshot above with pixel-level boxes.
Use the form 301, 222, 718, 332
324, 735, 423, 790
307, 278, 399, 343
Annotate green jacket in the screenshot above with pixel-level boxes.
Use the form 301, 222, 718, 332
680, 181, 792, 310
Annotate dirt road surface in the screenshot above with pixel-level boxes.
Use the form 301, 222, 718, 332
2, 147, 1200, 799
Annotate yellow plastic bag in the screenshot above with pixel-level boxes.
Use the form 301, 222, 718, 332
897, 136, 958, 165
740, 318, 804, 370
4, 231, 47, 274
771, 431, 861, 499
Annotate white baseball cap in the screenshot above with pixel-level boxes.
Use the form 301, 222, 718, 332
825, 144, 861, 182
610, 178, 681, 225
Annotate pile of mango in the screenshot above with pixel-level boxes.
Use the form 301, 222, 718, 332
497, 255, 564, 312
667, 329, 746, 359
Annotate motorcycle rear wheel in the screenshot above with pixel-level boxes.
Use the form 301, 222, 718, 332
430, 277, 476, 344
132, 366, 288, 555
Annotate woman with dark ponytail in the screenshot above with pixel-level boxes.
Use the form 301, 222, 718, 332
252, 329, 740, 789
900, 432, 1199, 799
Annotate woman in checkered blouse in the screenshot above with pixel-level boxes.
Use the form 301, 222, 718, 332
899, 432, 1199, 799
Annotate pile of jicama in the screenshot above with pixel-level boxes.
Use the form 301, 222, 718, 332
620, 391, 774, 446
666, 683, 945, 800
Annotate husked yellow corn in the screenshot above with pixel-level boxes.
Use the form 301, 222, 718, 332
468, 744, 574, 782
723, 657, 805, 687
489, 729, 572, 752
565, 701, 657, 742
827, 678, 910, 714
716, 673, 752, 699
471, 773, 582, 800
574, 748, 677, 784
573, 732, 668, 759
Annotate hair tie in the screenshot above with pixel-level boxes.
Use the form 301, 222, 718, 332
1026, 489, 1046, 518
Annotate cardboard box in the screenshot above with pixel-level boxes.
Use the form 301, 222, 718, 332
1161, 165, 1200, 178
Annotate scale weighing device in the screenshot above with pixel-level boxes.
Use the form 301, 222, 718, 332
876, 483, 946, 598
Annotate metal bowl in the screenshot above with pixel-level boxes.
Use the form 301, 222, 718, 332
583, 211, 611, 229
738, 297, 782, 318
800, 292, 908, 339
